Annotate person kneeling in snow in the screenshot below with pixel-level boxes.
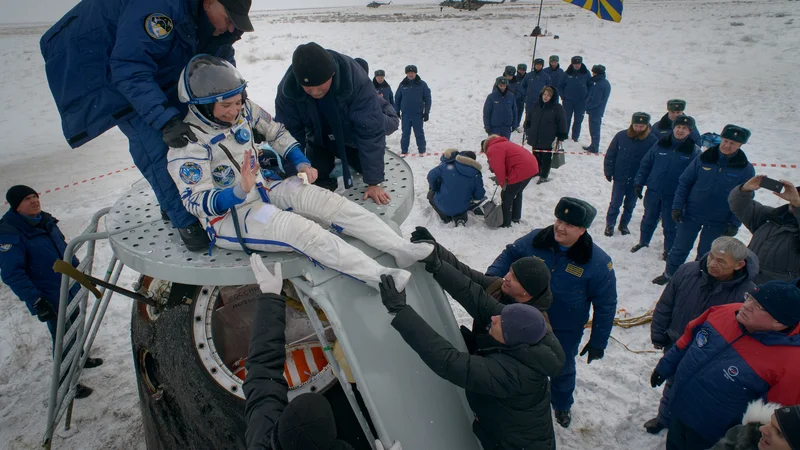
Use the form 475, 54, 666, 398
426, 150, 485, 226
379, 265, 565, 449
167, 55, 432, 290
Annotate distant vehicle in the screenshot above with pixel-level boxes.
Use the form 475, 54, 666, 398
367, 1, 391, 7
440, 0, 506, 11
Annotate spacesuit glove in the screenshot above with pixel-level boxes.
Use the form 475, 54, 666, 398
249, 254, 283, 294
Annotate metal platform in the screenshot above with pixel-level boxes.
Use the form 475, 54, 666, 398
106, 150, 414, 286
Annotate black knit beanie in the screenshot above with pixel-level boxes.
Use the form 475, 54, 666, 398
6, 185, 37, 211
292, 43, 336, 87
510, 257, 552, 304
277, 393, 337, 450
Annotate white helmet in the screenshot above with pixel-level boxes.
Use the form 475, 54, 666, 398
178, 55, 247, 126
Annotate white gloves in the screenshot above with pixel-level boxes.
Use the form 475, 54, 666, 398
375, 440, 402, 450
249, 254, 282, 294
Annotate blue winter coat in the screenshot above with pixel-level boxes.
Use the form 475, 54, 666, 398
603, 127, 658, 184
656, 303, 800, 444
585, 73, 611, 116
543, 65, 564, 96
520, 70, 552, 113
427, 149, 486, 217
651, 251, 758, 346
483, 86, 517, 132
275, 50, 386, 187
395, 76, 432, 116
0, 210, 79, 315
373, 78, 394, 105
651, 113, 702, 143
40, 0, 241, 148
673, 146, 756, 226
486, 227, 618, 349
558, 64, 592, 102
634, 135, 701, 195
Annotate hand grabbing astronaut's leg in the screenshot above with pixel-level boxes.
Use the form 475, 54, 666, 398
268, 177, 433, 268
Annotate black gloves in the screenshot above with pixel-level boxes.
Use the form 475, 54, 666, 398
460, 326, 477, 354
253, 129, 266, 144
635, 185, 644, 199
420, 246, 442, 274
724, 224, 739, 237
410, 226, 436, 244
380, 274, 407, 314
650, 369, 666, 388
161, 116, 197, 148
605, 175, 612, 182
423, 112, 429, 122
34, 298, 56, 323
652, 337, 669, 351
485, 128, 491, 135
579, 343, 604, 364
671, 209, 683, 223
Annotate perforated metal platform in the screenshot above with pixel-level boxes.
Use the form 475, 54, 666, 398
106, 150, 414, 286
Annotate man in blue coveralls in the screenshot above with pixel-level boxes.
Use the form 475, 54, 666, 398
40, 0, 253, 251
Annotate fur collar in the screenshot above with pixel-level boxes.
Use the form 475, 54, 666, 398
742, 400, 783, 425
530, 225, 593, 265
657, 134, 697, 154
372, 78, 390, 89
547, 64, 561, 72
656, 112, 672, 130
627, 125, 652, 139
699, 145, 750, 168
565, 63, 588, 75
442, 148, 482, 171
400, 75, 423, 86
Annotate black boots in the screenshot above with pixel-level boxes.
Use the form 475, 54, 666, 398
84, 357, 103, 369
555, 410, 572, 428
178, 222, 211, 252
618, 224, 631, 235
604, 226, 614, 237
75, 384, 93, 399
644, 417, 666, 434
630, 243, 648, 253
652, 274, 671, 286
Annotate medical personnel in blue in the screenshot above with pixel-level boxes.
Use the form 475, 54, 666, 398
40, 0, 253, 251
167, 56, 432, 290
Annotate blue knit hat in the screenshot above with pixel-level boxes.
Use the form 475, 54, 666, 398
501, 303, 547, 346
752, 281, 800, 328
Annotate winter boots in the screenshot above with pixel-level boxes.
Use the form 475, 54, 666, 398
630, 243, 648, 253
644, 417, 666, 434
75, 384, 93, 399
604, 226, 614, 237
618, 224, 631, 235
537, 177, 551, 185
652, 273, 671, 286
178, 222, 211, 252
84, 357, 103, 369
555, 410, 572, 428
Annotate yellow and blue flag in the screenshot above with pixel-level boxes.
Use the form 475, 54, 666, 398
563, 0, 623, 23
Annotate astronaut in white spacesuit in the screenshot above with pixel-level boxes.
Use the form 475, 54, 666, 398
167, 55, 431, 290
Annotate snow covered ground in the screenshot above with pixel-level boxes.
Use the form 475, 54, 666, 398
1, 0, 798, 448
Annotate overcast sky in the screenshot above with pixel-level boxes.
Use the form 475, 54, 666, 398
0, 0, 440, 24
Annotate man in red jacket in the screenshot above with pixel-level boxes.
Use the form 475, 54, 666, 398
481, 135, 539, 227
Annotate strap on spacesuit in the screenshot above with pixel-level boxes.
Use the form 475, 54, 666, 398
228, 207, 253, 255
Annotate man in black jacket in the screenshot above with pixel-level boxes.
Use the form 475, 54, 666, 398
380, 257, 565, 449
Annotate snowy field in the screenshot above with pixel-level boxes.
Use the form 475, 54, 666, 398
1, 0, 799, 448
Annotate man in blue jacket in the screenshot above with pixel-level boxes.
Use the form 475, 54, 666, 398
583, 65, 611, 154
395, 65, 432, 155
0, 186, 102, 398
558, 56, 592, 143
483, 77, 517, 139
40, 0, 252, 251
544, 55, 564, 99
645, 237, 757, 435
514, 64, 528, 129
372, 69, 394, 105
275, 43, 391, 205
427, 149, 485, 226
650, 281, 800, 449
652, 99, 702, 143
486, 197, 618, 429
655, 125, 756, 285
520, 59, 551, 120
603, 112, 658, 236
632, 116, 701, 259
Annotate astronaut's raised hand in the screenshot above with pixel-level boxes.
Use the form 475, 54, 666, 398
249, 254, 283, 294
240, 148, 259, 193
296, 164, 318, 184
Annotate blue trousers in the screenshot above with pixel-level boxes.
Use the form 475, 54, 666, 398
515, 98, 525, 128
551, 329, 583, 411
639, 190, 677, 254
487, 126, 512, 140
606, 181, 638, 227
117, 115, 198, 228
400, 113, 426, 154
587, 113, 603, 153
562, 98, 587, 140
665, 217, 727, 276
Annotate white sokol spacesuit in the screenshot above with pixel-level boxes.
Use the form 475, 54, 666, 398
167, 56, 430, 290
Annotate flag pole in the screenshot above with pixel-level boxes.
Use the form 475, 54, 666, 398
529, 0, 545, 68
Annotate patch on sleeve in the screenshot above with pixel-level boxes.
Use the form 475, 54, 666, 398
607, 261, 613, 271
259, 109, 273, 124
144, 13, 173, 40
212, 165, 236, 187
565, 263, 584, 277
0, 244, 11, 252
179, 162, 203, 185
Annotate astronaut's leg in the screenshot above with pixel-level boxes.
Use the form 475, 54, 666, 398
214, 204, 411, 290
267, 177, 433, 268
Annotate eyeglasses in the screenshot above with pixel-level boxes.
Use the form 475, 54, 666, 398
744, 293, 766, 311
